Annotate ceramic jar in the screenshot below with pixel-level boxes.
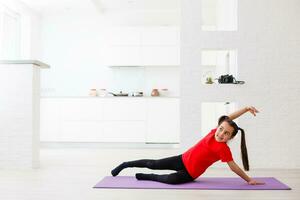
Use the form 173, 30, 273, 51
151, 89, 159, 97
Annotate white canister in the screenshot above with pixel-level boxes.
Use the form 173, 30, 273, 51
98, 89, 107, 97
159, 88, 169, 96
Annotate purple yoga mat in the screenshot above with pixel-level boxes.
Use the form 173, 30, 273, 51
94, 176, 291, 190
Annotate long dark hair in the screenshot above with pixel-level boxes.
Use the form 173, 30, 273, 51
218, 116, 249, 171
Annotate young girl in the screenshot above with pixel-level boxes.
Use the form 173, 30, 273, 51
111, 106, 265, 185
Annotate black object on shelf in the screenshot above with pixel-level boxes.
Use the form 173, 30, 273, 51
217, 74, 245, 84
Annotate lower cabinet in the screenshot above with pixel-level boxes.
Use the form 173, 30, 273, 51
146, 98, 180, 143
59, 121, 146, 142
102, 121, 146, 142
40, 98, 179, 143
60, 121, 103, 142
40, 98, 61, 141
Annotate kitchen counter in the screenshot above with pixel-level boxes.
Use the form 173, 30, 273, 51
41, 96, 180, 98
40, 96, 180, 143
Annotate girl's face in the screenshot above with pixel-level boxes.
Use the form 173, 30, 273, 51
215, 121, 234, 143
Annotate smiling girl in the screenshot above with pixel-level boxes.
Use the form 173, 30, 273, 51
111, 106, 264, 185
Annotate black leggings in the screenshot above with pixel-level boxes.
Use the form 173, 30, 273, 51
122, 155, 194, 184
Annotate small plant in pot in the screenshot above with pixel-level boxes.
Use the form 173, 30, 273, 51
205, 76, 214, 84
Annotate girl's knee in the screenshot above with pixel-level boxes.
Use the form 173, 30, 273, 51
146, 160, 156, 169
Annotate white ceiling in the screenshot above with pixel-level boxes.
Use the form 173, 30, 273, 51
20, 0, 180, 14
96, 0, 180, 11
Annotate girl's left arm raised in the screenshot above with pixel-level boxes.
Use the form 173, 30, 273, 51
228, 106, 259, 121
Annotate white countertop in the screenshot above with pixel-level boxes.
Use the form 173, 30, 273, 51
0, 60, 50, 68
41, 96, 180, 99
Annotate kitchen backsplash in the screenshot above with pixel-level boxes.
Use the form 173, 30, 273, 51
41, 66, 180, 97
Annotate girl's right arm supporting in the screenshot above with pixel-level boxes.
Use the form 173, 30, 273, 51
228, 106, 259, 121
227, 161, 265, 185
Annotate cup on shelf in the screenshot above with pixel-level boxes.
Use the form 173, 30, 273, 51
89, 89, 98, 97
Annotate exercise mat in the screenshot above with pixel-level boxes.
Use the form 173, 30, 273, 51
94, 176, 291, 190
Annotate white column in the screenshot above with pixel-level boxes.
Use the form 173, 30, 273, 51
0, 60, 49, 169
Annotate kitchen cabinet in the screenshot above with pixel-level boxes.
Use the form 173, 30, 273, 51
98, 98, 147, 142
101, 98, 146, 120
141, 27, 179, 46
106, 27, 141, 46
146, 98, 180, 143
105, 46, 141, 66
104, 26, 179, 66
60, 98, 103, 121
60, 121, 103, 142
102, 121, 145, 142
40, 98, 61, 141
141, 46, 179, 66
60, 121, 145, 142
40, 97, 179, 143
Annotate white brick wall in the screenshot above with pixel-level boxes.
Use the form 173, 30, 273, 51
181, 0, 300, 169
0, 64, 40, 169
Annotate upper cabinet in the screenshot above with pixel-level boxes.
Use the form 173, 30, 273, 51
104, 26, 180, 66
140, 46, 179, 66
141, 27, 179, 46
107, 27, 141, 46
106, 46, 141, 66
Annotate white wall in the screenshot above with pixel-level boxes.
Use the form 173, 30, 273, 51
40, 12, 180, 97
0, 0, 42, 59
181, 0, 300, 169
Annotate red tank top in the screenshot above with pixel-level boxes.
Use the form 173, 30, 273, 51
182, 128, 233, 179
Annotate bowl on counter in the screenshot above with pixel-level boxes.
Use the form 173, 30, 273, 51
130, 92, 143, 97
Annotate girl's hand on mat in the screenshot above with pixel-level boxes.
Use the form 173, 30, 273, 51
246, 106, 259, 116
248, 179, 265, 185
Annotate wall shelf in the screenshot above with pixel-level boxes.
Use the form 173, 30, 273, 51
201, 49, 238, 85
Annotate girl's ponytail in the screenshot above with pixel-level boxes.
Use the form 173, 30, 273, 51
239, 128, 249, 171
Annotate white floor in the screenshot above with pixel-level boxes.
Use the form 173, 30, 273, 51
0, 147, 299, 200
